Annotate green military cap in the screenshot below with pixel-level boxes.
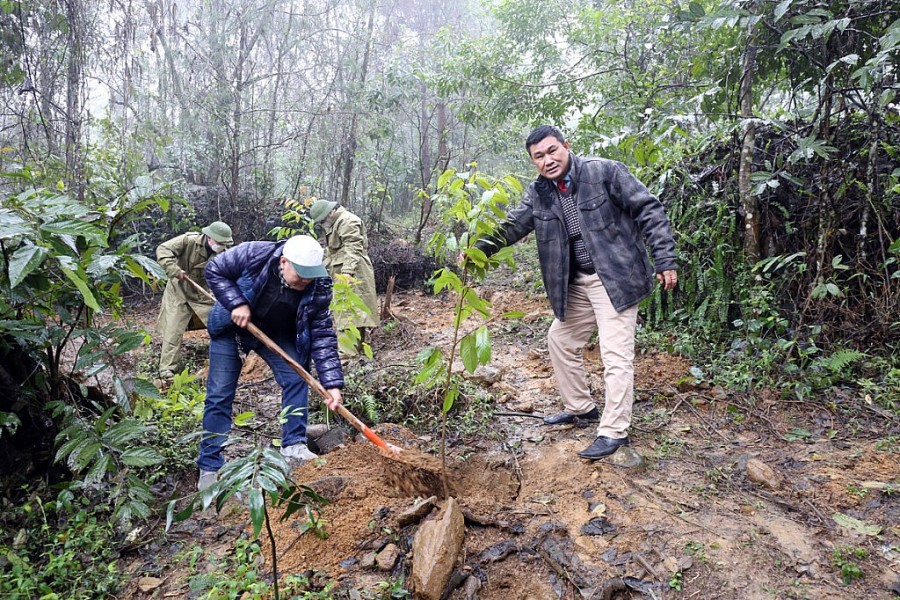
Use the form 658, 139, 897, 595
309, 200, 338, 223
201, 221, 234, 246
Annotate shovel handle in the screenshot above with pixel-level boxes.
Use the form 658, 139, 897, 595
182, 275, 392, 452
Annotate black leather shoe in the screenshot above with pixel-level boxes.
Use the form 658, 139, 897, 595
542, 407, 599, 425
578, 436, 630, 460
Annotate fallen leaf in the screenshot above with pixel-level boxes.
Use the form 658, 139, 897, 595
138, 576, 164, 592
832, 513, 882, 536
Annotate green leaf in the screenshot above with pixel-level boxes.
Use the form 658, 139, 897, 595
128, 254, 167, 280
463, 288, 491, 317
85, 454, 111, 485
132, 377, 162, 399
432, 268, 462, 295
464, 246, 488, 267
832, 513, 882, 536
0, 209, 31, 240
8, 245, 48, 288
120, 447, 164, 467
774, 0, 792, 23
437, 169, 456, 190
58, 264, 101, 311
104, 419, 145, 446
501, 310, 525, 319
40, 219, 108, 248
234, 411, 256, 426
460, 334, 478, 373
112, 331, 146, 355
0, 411, 22, 438
73, 441, 102, 472
248, 488, 265, 538
56, 431, 88, 464
86, 254, 119, 277
475, 326, 491, 364
442, 385, 459, 414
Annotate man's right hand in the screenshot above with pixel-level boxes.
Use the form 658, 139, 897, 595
176, 271, 187, 281
231, 305, 251, 328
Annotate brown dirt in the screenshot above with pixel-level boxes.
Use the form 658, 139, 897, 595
122, 287, 900, 600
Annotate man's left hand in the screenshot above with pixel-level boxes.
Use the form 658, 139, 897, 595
656, 270, 678, 291
323, 388, 343, 411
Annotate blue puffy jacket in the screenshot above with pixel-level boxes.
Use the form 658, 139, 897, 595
205, 241, 343, 390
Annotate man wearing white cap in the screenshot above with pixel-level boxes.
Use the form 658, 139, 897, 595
197, 235, 344, 490
155, 221, 234, 378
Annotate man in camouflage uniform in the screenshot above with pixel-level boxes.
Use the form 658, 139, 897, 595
309, 200, 379, 354
156, 221, 234, 377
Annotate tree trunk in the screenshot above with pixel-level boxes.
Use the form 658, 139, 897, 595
229, 22, 247, 211
65, 0, 85, 202
738, 26, 760, 261
339, 4, 375, 209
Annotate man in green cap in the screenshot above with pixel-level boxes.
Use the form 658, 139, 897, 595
309, 200, 379, 354
156, 221, 234, 377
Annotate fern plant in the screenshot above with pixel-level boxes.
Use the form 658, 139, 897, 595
817, 349, 867, 374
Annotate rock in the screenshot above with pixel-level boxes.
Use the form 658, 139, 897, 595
309, 427, 348, 455
508, 400, 534, 413
581, 517, 616, 536
463, 574, 482, 599
307, 476, 349, 501
467, 366, 503, 385
746, 458, 781, 489
137, 576, 163, 592
411, 497, 465, 600
608, 446, 645, 469
360, 551, 377, 569
397, 496, 437, 527
376, 543, 401, 571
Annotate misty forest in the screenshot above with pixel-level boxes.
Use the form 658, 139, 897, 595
1, 0, 899, 598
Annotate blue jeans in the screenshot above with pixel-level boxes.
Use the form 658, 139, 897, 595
197, 330, 309, 472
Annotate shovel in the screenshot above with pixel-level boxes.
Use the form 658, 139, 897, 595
183, 274, 446, 496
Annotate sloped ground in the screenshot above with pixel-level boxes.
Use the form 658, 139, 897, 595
123, 287, 899, 599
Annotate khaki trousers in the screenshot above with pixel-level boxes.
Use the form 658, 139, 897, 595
547, 272, 638, 439
157, 283, 212, 373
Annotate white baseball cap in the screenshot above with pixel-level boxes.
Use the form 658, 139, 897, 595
282, 235, 328, 279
